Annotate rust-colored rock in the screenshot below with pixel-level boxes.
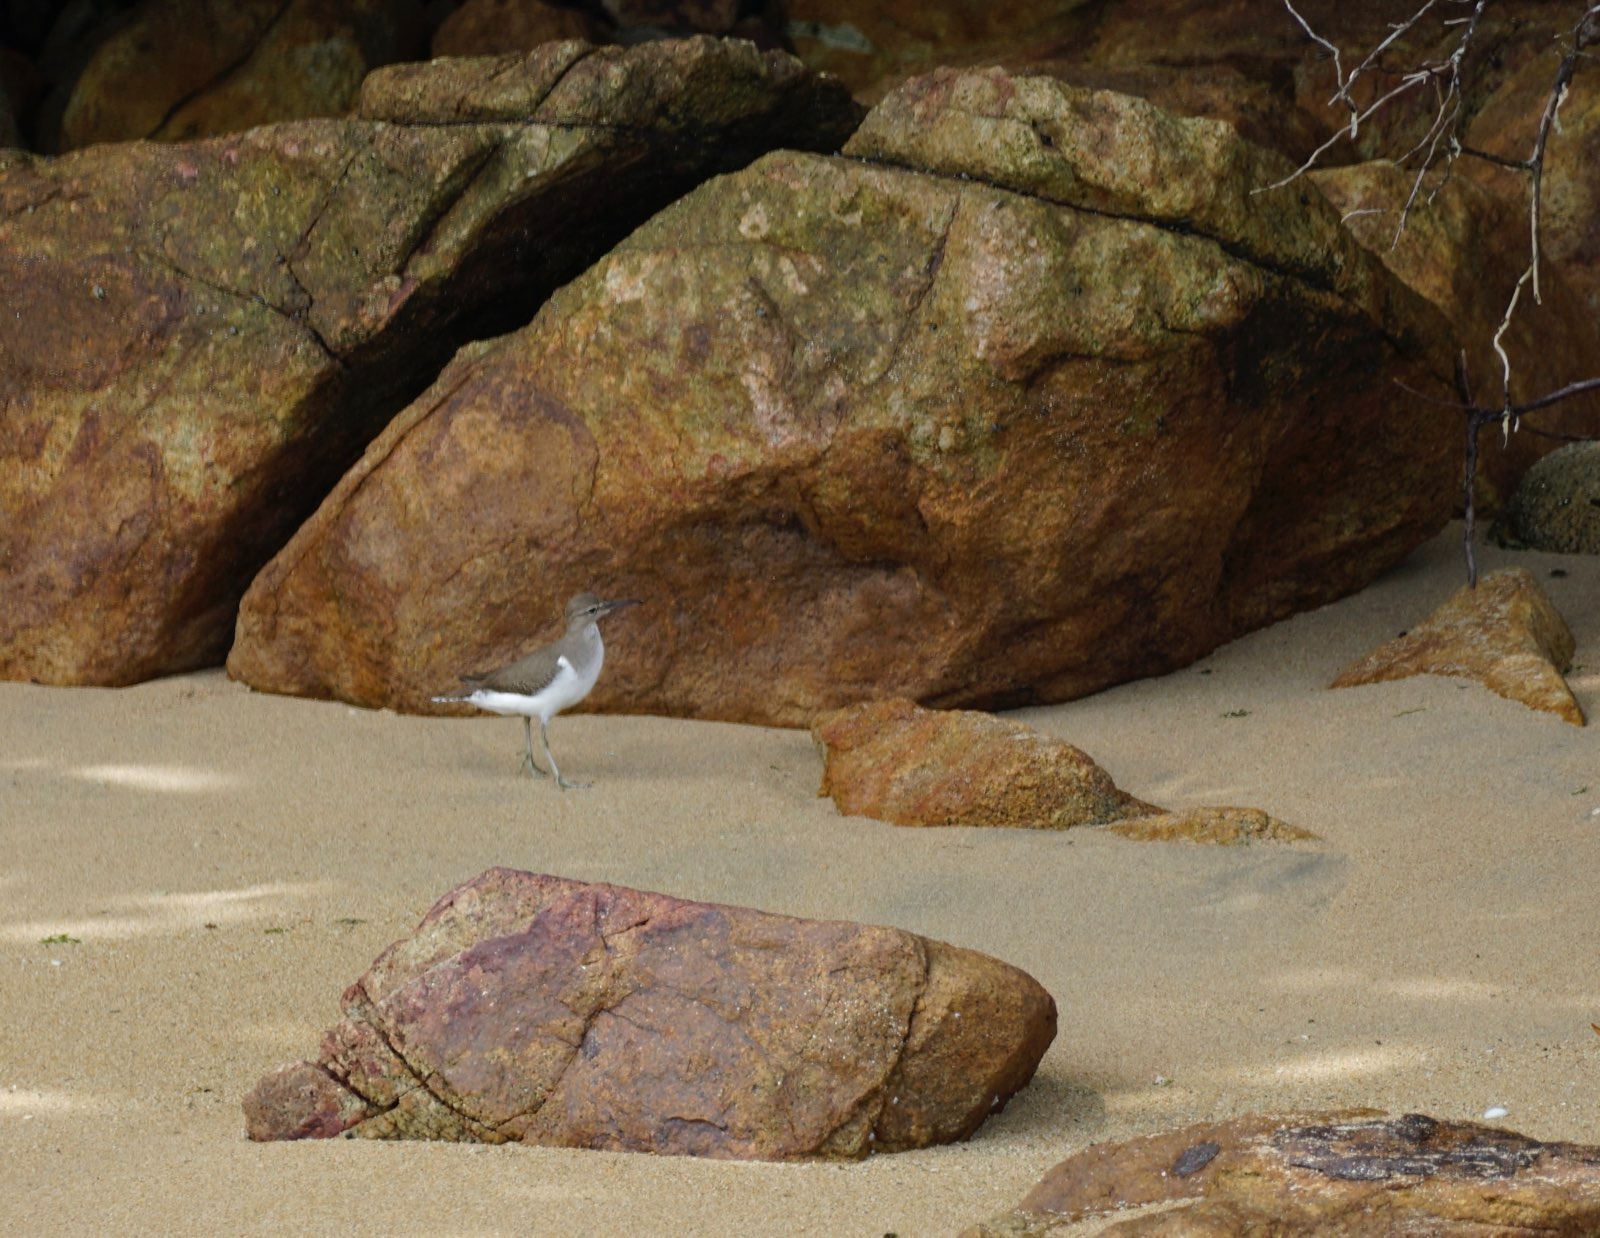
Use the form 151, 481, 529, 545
432, 0, 604, 58
1312, 161, 1600, 510
814, 699, 1158, 829
229, 69, 1459, 725
50, 0, 427, 151
813, 700, 1310, 842
1332, 567, 1583, 725
0, 39, 860, 687
968, 1110, 1600, 1234
243, 868, 1057, 1159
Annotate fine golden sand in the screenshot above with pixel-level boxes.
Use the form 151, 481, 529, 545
4, 526, 1597, 1235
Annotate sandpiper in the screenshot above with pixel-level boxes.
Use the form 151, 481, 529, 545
435, 592, 638, 789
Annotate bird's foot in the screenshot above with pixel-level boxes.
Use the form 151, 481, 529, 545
519, 754, 549, 779
556, 776, 592, 791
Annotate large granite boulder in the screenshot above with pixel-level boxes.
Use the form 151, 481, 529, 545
230, 67, 1458, 725
46, 0, 428, 152
243, 868, 1057, 1158
0, 39, 860, 687
968, 1110, 1600, 1234
1311, 161, 1600, 510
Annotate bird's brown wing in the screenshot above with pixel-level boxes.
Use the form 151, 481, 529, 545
462, 641, 572, 697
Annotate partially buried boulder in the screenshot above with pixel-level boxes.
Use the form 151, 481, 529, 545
1332, 566, 1584, 725
967, 1110, 1600, 1234
243, 868, 1057, 1158
813, 699, 1313, 842
229, 66, 1459, 725
0, 39, 860, 687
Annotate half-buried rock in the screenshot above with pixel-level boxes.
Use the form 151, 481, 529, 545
1332, 567, 1584, 725
814, 699, 1314, 843
244, 868, 1057, 1158
966, 1110, 1600, 1234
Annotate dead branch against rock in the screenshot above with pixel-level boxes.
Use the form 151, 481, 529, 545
1271, 1, 1600, 583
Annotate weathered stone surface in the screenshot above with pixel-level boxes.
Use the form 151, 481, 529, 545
814, 699, 1159, 829
1501, 442, 1600, 555
229, 68, 1460, 724
1468, 43, 1600, 321
968, 1110, 1600, 1235
432, 0, 604, 58
1312, 160, 1600, 510
244, 868, 1057, 1159
0, 38, 861, 687
50, 0, 427, 151
813, 700, 1312, 842
1106, 808, 1316, 846
1332, 567, 1583, 725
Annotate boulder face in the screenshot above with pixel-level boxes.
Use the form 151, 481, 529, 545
49, 0, 428, 152
243, 868, 1058, 1159
969, 1110, 1600, 1235
0, 39, 861, 687
229, 67, 1458, 726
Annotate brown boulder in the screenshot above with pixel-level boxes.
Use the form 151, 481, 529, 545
228, 68, 1460, 725
0, 39, 860, 687
812, 700, 1312, 842
1332, 567, 1583, 725
49, 0, 427, 151
814, 699, 1158, 829
1311, 160, 1600, 510
968, 1110, 1600, 1234
243, 868, 1057, 1158
432, 0, 605, 58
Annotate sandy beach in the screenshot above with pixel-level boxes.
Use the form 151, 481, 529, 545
3, 524, 1597, 1235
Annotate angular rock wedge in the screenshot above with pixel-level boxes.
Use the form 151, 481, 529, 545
1, 38, 859, 687
1332, 567, 1584, 725
813, 699, 1313, 843
244, 868, 1057, 1159
967, 1110, 1600, 1235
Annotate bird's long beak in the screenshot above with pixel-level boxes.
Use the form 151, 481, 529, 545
600, 598, 641, 616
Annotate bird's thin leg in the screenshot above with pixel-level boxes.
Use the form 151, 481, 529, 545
520, 717, 548, 778
542, 718, 589, 791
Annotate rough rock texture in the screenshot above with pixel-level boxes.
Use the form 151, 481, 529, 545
814, 699, 1159, 829
432, 0, 603, 58
243, 868, 1057, 1159
1105, 808, 1316, 846
967, 1110, 1600, 1235
1468, 44, 1600, 320
49, 0, 427, 151
1332, 567, 1584, 725
1500, 442, 1600, 554
0, 39, 861, 687
1312, 160, 1600, 510
812, 700, 1312, 842
229, 68, 1460, 725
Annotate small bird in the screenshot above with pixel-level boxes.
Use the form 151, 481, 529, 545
434, 592, 638, 789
